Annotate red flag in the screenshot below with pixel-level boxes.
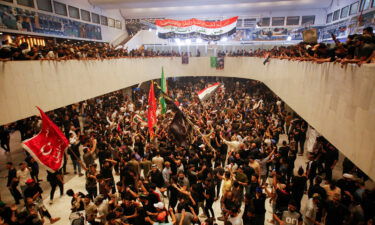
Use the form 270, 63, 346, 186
117, 123, 122, 133
22, 107, 69, 172
148, 81, 157, 138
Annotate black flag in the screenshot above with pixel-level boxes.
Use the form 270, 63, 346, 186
169, 111, 192, 148
158, 89, 192, 147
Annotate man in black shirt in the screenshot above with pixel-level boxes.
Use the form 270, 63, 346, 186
307, 176, 326, 222
24, 179, 60, 224
308, 176, 326, 200
101, 160, 116, 193
0, 126, 10, 153
278, 141, 290, 160
250, 187, 268, 225
325, 194, 349, 225
6, 162, 22, 204
47, 169, 64, 204
323, 145, 339, 181
213, 162, 225, 200
148, 164, 165, 189
203, 178, 215, 220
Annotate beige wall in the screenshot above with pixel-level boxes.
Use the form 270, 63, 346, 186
0, 58, 374, 179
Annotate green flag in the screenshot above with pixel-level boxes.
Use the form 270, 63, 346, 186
210, 56, 217, 68
160, 67, 167, 114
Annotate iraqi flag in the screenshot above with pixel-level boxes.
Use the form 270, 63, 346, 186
198, 83, 221, 101
22, 107, 69, 172
156, 17, 238, 41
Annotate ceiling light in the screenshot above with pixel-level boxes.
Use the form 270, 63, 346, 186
221, 37, 228, 42
196, 38, 203, 43
287, 36, 292, 41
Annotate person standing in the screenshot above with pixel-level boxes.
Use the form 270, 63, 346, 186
6, 162, 22, 204
16, 162, 31, 196
140, 156, 152, 179
47, 169, 64, 204
203, 178, 215, 220
0, 125, 10, 153
24, 179, 61, 224
293, 124, 302, 156
285, 113, 293, 135
299, 122, 307, 156
323, 145, 338, 181
303, 194, 320, 225
325, 194, 349, 225
306, 154, 318, 191
82, 143, 95, 168
83, 194, 98, 225
162, 161, 172, 187
25, 156, 40, 182
291, 167, 307, 211
69, 130, 83, 176
152, 152, 164, 172
213, 162, 225, 200
86, 164, 98, 200
273, 200, 303, 225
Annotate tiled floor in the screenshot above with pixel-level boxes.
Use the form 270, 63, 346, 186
0, 131, 372, 225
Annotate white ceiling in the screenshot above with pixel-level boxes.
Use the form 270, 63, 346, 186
89, 0, 333, 19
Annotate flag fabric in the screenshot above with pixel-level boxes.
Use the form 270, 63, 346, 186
155, 17, 238, 41
216, 56, 224, 69
117, 123, 122, 133
160, 68, 167, 114
210, 57, 217, 68
133, 114, 147, 124
159, 92, 192, 147
198, 82, 221, 101
22, 107, 69, 172
169, 110, 192, 148
148, 81, 157, 138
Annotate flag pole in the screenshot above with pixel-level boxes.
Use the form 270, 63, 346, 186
154, 82, 216, 153
66, 146, 87, 171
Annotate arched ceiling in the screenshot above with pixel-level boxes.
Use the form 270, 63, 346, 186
89, 0, 332, 18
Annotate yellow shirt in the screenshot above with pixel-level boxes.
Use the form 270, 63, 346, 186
222, 178, 232, 194
323, 184, 341, 201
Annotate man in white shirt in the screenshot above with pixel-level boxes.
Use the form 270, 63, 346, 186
303, 194, 320, 225
16, 162, 31, 195
221, 134, 242, 154
227, 207, 243, 225
152, 152, 164, 171
95, 196, 108, 224
162, 162, 172, 186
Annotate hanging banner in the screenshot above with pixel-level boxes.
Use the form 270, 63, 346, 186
210, 57, 217, 68
303, 28, 318, 43
182, 54, 189, 64
155, 17, 238, 41
217, 56, 224, 70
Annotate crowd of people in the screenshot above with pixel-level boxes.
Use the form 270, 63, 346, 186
0, 77, 374, 225
0, 27, 374, 65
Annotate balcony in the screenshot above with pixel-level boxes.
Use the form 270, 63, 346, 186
0, 57, 374, 179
